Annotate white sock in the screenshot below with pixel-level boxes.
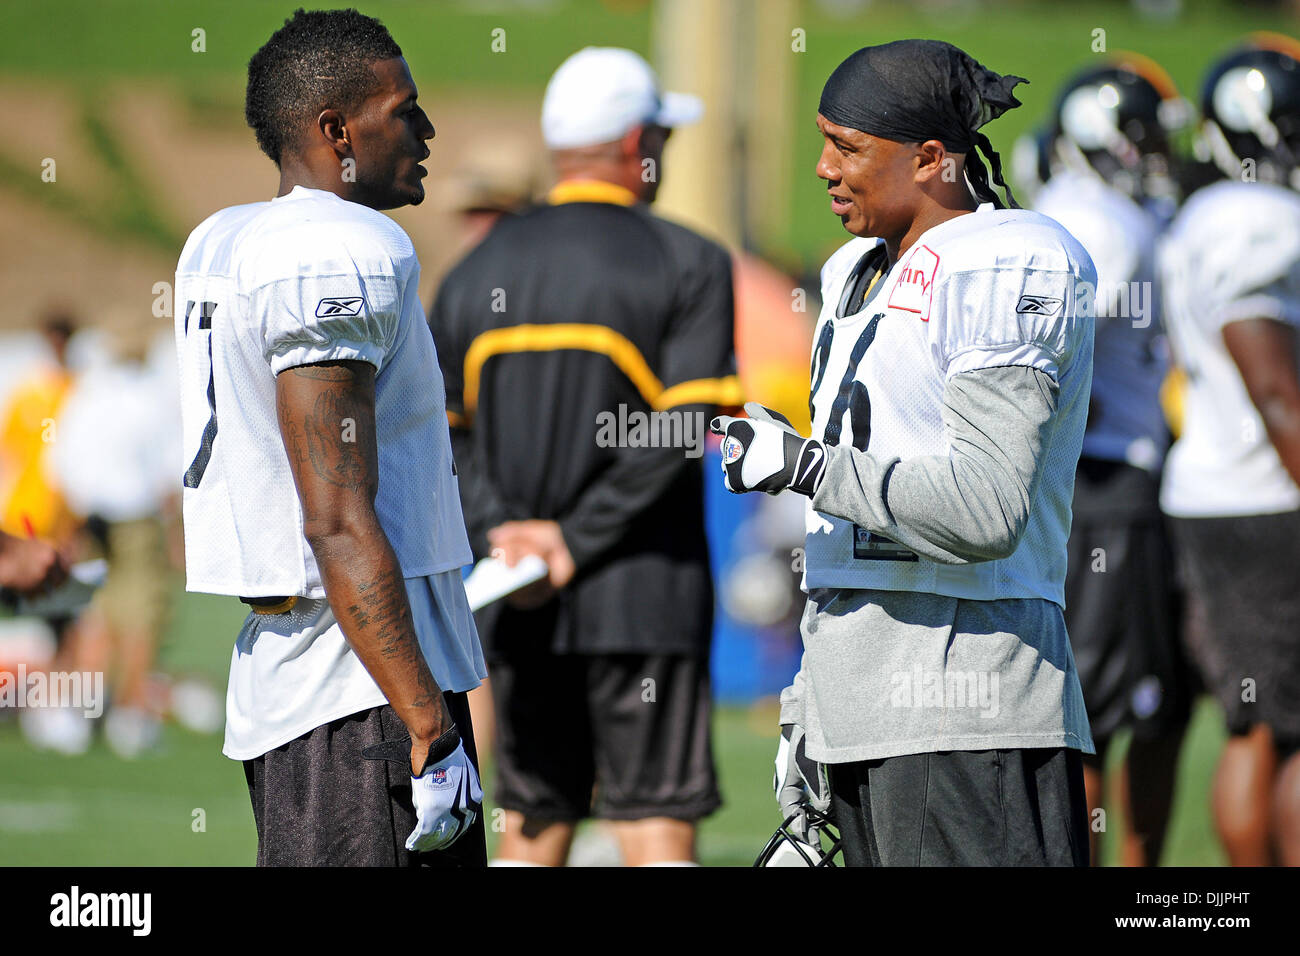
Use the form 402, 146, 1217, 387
636, 860, 699, 867
488, 858, 548, 867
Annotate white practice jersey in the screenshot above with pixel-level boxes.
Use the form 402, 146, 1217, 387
804, 205, 1096, 605
1160, 180, 1300, 518
174, 186, 473, 597
1035, 171, 1167, 471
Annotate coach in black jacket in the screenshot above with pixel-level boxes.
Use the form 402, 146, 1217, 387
430, 47, 740, 866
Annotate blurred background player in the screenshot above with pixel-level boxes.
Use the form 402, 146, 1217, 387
1159, 33, 1300, 866
433, 140, 540, 259
50, 329, 182, 758
0, 310, 79, 551
1, 309, 88, 754
431, 47, 741, 866
1031, 55, 1194, 866
428, 140, 539, 767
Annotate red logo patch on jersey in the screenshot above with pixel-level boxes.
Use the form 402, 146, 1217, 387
887, 244, 940, 321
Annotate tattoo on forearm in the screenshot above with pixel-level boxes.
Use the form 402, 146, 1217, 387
280, 362, 438, 716
346, 567, 441, 710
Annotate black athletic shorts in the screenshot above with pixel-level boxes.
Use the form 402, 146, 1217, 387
1170, 510, 1300, 748
829, 747, 1090, 866
490, 651, 721, 822
1064, 459, 1191, 743
242, 692, 486, 867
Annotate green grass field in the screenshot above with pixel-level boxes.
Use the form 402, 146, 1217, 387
0, 578, 1229, 866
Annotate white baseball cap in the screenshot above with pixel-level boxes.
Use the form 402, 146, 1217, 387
541, 47, 704, 149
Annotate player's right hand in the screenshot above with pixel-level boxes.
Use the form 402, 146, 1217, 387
407, 737, 483, 852
710, 402, 827, 497
774, 722, 831, 842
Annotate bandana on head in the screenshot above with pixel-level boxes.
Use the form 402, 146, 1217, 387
819, 39, 1027, 207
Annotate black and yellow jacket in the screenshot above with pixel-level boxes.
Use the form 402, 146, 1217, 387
430, 179, 740, 656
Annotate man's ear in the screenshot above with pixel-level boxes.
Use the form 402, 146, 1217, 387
914, 139, 951, 184
620, 124, 645, 160
318, 108, 352, 159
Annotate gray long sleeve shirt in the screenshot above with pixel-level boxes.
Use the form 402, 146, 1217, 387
783, 365, 1093, 763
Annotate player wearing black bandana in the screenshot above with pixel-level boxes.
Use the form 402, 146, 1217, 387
715, 40, 1096, 866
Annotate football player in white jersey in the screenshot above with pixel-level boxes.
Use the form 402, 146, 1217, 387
1160, 34, 1300, 867
713, 39, 1096, 866
1033, 56, 1193, 867
174, 9, 486, 866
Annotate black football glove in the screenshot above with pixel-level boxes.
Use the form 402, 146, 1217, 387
709, 402, 827, 497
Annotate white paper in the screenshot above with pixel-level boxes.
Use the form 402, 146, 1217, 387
462, 555, 549, 612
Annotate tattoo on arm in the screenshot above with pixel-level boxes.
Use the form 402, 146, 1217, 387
347, 567, 442, 710
304, 388, 368, 489
277, 360, 377, 495
276, 359, 445, 731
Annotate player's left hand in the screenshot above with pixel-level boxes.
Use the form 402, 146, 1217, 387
407, 738, 482, 852
710, 402, 827, 497
774, 721, 831, 843
364, 727, 483, 853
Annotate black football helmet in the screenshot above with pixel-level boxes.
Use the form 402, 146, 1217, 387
1047, 53, 1191, 204
1201, 33, 1300, 188
753, 807, 844, 867
1010, 126, 1054, 204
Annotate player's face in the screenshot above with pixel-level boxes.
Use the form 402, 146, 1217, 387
348, 57, 435, 210
816, 115, 920, 240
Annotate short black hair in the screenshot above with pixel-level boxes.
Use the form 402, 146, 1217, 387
245, 8, 402, 165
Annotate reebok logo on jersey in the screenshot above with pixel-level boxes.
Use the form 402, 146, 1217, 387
722, 435, 745, 463
1015, 295, 1063, 316
315, 296, 366, 318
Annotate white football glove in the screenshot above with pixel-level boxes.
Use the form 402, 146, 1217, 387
710, 402, 827, 497
774, 721, 831, 843
364, 725, 483, 853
